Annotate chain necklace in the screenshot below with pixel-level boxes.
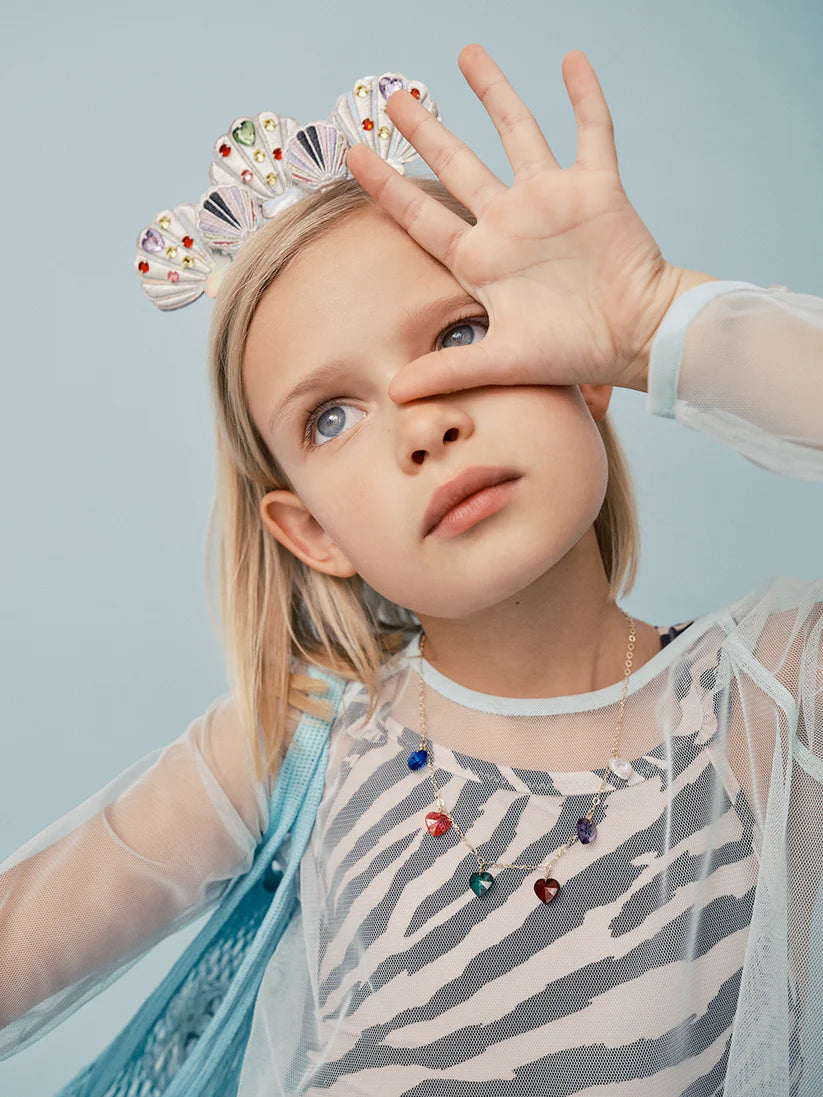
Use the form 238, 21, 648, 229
408, 613, 637, 904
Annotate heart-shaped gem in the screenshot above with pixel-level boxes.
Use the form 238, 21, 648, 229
140, 227, 164, 254
232, 120, 256, 147
469, 871, 494, 897
425, 811, 451, 836
378, 75, 404, 100
534, 877, 560, 904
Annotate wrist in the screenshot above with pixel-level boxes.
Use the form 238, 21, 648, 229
621, 267, 722, 393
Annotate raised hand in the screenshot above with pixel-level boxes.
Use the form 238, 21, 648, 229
346, 45, 690, 402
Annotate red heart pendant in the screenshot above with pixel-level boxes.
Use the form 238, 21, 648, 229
425, 811, 452, 836
534, 877, 560, 904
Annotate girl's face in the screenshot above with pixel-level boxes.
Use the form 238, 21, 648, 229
244, 205, 612, 619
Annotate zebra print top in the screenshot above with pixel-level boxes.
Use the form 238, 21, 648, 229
239, 613, 791, 1096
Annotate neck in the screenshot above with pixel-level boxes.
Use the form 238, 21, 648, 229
415, 527, 657, 699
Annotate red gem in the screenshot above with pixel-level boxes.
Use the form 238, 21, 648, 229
362, 118, 374, 131
425, 811, 451, 837
273, 147, 283, 160
241, 169, 253, 182
182, 235, 193, 248
410, 87, 421, 100
137, 260, 149, 274
219, 143, 231, 157
534, 877, 560, 904
167, 271, 179, 283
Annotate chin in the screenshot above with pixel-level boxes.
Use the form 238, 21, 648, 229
401, 552, 570, 621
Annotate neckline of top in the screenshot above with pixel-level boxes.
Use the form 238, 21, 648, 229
401, 609, 719, 717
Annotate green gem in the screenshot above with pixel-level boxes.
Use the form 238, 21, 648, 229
232, 120, 256, 146
469, 871, 494, 897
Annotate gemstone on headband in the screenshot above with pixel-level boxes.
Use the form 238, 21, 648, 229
378, 75, 404, 100
232, 120, 256, 146
140, 228, 164, 254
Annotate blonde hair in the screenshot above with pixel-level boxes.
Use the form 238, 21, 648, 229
205, 177, 640, 785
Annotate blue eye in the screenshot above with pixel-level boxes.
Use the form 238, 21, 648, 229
309, 402, 364, 446
438, 318, 488, 350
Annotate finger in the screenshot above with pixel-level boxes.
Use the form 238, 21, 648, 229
561, 50, 619, 172
457, 43, 560, 176
384, 89, 507, 217
347, 144, 470, 268
389, 339, 510, 403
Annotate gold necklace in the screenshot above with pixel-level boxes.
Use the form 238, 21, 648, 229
409, 613, 637, 904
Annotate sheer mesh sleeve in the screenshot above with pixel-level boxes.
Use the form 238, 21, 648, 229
0, 693, 272, 1056
648, 281, 823, 476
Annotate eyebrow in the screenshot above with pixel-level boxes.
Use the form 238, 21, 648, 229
267, 291, 480, 435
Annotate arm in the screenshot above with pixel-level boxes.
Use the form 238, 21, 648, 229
0, 694, 274, 1054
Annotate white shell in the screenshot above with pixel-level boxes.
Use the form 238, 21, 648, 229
208, 112, 302, 213
197, 184, 259, 251
330, 72, 440, 175
135, 203, 219, 311
285, 121, 349, 189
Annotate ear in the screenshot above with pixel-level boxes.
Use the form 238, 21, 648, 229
578, 383, 613, 423
259, 490, 357, 578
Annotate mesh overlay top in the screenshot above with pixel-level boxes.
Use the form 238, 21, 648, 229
1, 281, 822, 1097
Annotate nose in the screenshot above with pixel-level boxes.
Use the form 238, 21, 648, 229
395, 399, 475, 471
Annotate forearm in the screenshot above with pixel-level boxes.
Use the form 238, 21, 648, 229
643, 280, 823, 477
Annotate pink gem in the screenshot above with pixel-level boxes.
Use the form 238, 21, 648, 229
167, 271, 179, 282
241, 169, 253, 182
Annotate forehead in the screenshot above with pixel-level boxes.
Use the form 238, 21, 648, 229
246, 205, 456, 354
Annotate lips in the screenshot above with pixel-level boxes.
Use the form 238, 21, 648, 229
422, 466, 521, 538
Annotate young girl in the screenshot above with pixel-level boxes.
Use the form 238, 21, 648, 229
1, 44, 821, 1097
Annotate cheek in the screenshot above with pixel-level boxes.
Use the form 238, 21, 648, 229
502, 388, 604, 464
284, 466, 390, 556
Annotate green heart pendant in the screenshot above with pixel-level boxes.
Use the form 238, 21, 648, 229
469, 871, 495, 897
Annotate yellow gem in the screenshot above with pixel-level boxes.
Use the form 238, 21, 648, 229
182, 256, 194, 268
355, 83, 369, 97
165, 245, 177, 258
378, 126, 390, 140
158, 215, 171, 230
265, 172, 277, 186
263, 117, 276, 131
253, 149, 265, 162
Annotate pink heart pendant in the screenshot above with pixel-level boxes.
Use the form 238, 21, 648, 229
534, 877, 560, 904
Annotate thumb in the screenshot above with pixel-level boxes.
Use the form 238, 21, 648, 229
389, 338, 512, 404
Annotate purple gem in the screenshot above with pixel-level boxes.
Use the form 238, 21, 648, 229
141, 228, 164, 254
378, 75, 405, 100
577, 817, 597, 844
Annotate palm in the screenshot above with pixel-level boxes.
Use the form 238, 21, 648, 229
453, 167, 670, 387
347, 45, 679, 399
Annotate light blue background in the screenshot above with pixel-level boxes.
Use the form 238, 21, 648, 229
1, 0, 821, 1092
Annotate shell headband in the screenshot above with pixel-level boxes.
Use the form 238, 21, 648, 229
134, 73, 439, 311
